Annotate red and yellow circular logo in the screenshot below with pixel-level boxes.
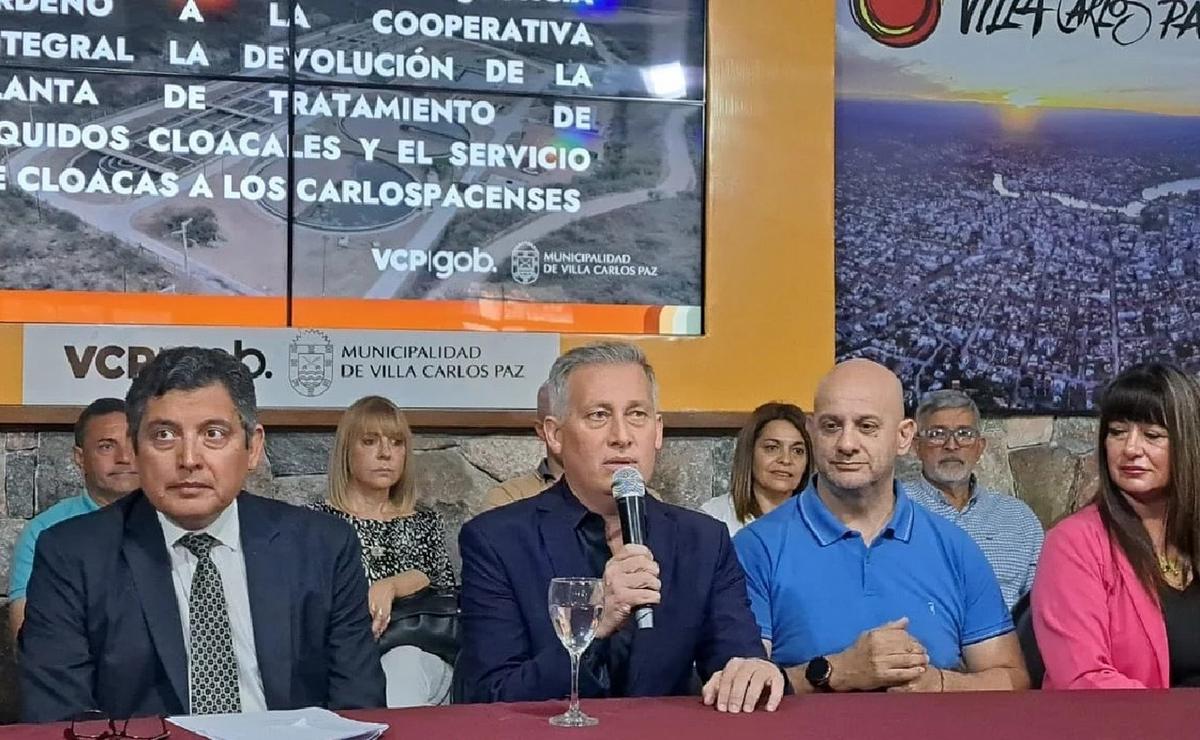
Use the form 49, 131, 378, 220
850, 0, 942, 48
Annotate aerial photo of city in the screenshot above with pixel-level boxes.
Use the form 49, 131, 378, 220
835, 3, 1200, 412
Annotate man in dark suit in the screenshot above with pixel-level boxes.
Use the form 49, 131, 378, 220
458, 342, 784, 713
20, 346, 385, 722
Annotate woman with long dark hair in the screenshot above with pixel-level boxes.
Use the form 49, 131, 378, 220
1032, 363, 1200, 688
703, 402, 813, 536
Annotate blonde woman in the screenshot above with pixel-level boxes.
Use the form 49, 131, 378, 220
312, 396, 455, 706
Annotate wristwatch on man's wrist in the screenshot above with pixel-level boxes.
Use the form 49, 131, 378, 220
805, 656, 833, 692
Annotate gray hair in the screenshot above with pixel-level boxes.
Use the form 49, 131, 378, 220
546, 342, 658, 419
125, 346, 258, 451
915, 389, 980, 428
535, 381, 551, 420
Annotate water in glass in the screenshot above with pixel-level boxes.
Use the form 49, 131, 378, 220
547, 577, 604, 728
551, 603, 601, 656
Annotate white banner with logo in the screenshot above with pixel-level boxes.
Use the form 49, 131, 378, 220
21, 325, 559, 409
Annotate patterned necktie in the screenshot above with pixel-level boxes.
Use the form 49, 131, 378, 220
178, 533, 241, 715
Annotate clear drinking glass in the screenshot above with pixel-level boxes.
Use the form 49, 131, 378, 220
547, 577, 604, 727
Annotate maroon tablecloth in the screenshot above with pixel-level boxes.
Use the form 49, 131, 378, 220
2, 691, 1199, 740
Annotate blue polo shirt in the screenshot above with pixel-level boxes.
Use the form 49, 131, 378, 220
733, 480, 1012, 670
8, 493, 101, 600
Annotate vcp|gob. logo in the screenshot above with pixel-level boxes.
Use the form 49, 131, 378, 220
288, 330, 334, 398
510, 241, 540, 285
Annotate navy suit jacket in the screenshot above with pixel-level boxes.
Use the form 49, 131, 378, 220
457, 480, 766, 702
19, 491, 385, 722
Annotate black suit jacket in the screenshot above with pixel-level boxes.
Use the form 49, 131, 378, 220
19, 491, 385, 722
457, 480, 766, 702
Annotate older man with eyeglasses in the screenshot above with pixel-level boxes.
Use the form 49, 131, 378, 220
907, 389, 1045, 611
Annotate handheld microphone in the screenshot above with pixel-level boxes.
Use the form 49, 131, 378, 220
612, 466, 654, 630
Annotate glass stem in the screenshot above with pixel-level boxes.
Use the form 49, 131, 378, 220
569, 652, 581, 715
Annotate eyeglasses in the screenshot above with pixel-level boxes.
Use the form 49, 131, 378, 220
918, 427, 981, 446
64, 711, 169, 740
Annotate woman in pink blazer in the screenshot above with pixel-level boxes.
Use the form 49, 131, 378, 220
1032, 363, 1200, 689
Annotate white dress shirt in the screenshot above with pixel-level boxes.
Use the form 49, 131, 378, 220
700, 493, 753, 538
157, 500, 268, 713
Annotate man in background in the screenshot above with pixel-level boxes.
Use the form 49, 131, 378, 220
906, 389, 1044, 611
8, 398, 139, 645
482, 382, 563, 510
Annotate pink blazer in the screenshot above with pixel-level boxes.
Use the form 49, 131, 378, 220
1032, 504, 1169, 689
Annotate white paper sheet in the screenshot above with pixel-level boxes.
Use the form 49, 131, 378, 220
167, 707, 388, 740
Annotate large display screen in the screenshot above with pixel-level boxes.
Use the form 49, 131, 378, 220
835, 0, 1200, 412
0, 0, 705, 335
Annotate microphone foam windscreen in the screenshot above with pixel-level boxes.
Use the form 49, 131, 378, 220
612, 466, 646, 499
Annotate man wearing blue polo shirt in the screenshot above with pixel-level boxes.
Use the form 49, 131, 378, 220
734, 360, 1028, 693
8, 398, 139, 644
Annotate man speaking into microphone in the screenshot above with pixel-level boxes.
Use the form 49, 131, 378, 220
458, 342, 783, 712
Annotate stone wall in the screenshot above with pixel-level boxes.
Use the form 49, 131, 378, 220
0, 416, 1100, 722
